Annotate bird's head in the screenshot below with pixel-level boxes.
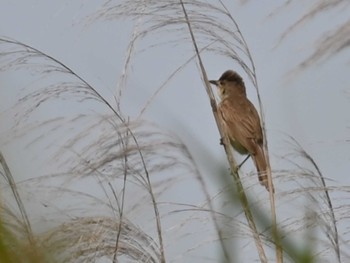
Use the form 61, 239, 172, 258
209, 70, 245, 99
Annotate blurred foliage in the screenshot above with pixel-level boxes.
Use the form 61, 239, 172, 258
0, 217, 50, 263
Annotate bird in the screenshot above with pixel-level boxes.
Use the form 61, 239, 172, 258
209, 70, 272, 192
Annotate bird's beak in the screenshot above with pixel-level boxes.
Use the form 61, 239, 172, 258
209, 80, 218, 86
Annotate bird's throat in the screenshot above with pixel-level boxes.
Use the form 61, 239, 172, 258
218, 86, 226, 100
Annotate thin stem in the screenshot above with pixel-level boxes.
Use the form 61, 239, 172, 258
179, 1, 267, 262
218, 2, 281, 261
0, 152, 35, 249
113, 122, 129, 263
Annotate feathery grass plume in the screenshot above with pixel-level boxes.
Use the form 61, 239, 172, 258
39, 217, 161, 263
268, 135, 349, 263
270, 0, 350, 69
88, 1, 280, 261
0, 36, 211, 262
287, 137, 341, 263
218, 168, 317, 263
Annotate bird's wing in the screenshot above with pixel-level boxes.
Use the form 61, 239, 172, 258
219, 98, 263, 153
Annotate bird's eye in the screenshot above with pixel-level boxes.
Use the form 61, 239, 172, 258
219, 81, 223, 85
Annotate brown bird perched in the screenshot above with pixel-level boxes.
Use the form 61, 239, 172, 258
209, 70, 272, 192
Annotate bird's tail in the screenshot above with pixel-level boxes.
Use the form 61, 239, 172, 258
252, 145, 274, 193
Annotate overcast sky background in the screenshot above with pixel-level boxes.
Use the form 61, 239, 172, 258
1, 1, 350, 262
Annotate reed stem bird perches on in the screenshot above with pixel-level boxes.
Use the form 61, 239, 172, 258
210, 70, 273, 192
